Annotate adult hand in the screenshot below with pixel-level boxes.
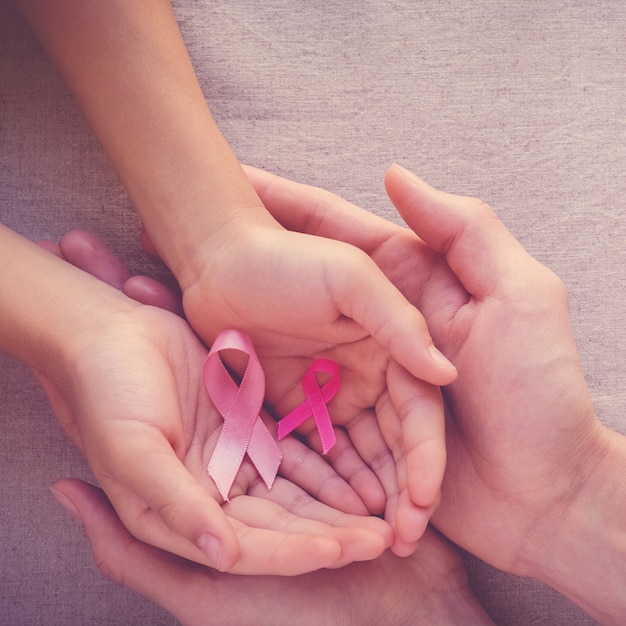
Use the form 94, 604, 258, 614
31, 233, 392, 575
245, 164, 610, 575
52, 478, 494, 626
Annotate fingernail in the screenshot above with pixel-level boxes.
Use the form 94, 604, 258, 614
197, 533, 223, 569
392, 163, 422, 184
50, 487, 82, 523
429, 344, 455, 371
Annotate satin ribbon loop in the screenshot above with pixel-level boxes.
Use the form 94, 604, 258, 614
204, 329, 282, 501
277, 359, 340, 454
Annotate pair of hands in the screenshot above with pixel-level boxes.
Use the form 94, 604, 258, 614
36, 176, 462, 572
36, 230, 397, 575
248, 163, 607, 575
51, 162, 608, 584
17, 0, 455, 569
49, 163, 610, 623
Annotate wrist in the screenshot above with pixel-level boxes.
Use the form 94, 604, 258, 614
135, 154, 277, 282
0, 225, 137, 381
518, 425, 626, 624
173, 212, 283, 296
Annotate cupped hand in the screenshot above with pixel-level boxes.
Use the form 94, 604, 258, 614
141, 219, 453, 552
245, 163, 610, 574
52, 478, 494, 626
34, 235, 392, 575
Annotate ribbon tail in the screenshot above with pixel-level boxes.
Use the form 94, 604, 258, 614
247, 419, 283, 489
276, 403, 311, 441
207, 418, 255, 501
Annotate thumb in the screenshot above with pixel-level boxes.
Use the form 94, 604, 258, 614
384, 164, 538, 299
332, 246, 456, 385
94, 430, 240, 571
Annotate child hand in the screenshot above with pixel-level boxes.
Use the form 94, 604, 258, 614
33, 234, 392, 574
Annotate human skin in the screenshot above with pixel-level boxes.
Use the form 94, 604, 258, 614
245, 163, 626, 625
52, 478, 494, 626
3, 223, 399, 575
13, 0, 456, 551
45, 231, 493, 626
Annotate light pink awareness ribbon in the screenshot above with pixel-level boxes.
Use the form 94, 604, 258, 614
204, 329, 282, 501
277, 359, 340, 455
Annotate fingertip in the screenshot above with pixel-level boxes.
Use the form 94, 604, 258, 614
171, 497, 240, 570
428, 345, 457, 381
385, 163, 429, 191
123, 275, 183, 315
59, 230, 132, 289
196, 533, 225, 571
394, 491, 432, 548
390, 537, 419, 558
408, 458, 445, 511
330, 526, 389, 567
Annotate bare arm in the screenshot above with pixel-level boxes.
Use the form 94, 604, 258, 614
0, 223, 134, 374
14, 0, 274, 285
519, 430, 626, 625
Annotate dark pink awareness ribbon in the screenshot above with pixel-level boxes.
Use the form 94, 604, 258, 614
277, 359, 340, 455
204, 329, 282, 501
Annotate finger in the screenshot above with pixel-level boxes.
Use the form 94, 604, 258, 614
387, 360, 446, 510
282, 415, 386, 516
375, 413, 429, 554
244, 164, 395, 252
384, 164, 542, 299
330, 247, 457, 386
374, 368, 443, 551
321, 426, 387, 515
50, 479, 215, 620
245, 165, 456, 384
59, 230, 132, 290
93, 427, 240, 571
277, 432, 374, 516
123, 275, 184, 315
327, 409, 394, 516
242, 479, 393, 569
221, 499, 344, 575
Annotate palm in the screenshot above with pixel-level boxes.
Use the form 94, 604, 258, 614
31, 264, 391, 574
247, 164, 604, 573
380, 237, 598, 569
180, 225, 448, 548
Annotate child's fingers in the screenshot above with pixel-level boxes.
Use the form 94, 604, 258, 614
244, 164, 395, 249
374, 361, 445, 551
327, 409, 396, 517
245, 166, 455, 385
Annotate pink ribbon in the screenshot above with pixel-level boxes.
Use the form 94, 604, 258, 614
277, 359, 340, 455
204, 329, 282, 501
